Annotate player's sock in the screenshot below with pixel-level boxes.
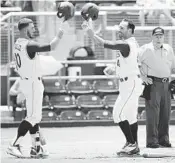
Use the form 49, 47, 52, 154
118, 120, 135, 144
39, 129, 46, 146
130, 122, 138, 143
29, 124, 41, 153
12, 120, 32, 146
30, 134, 36, 148
35, 131, 41, 153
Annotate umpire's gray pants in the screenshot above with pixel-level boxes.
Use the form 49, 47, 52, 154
145, 81, 171, 145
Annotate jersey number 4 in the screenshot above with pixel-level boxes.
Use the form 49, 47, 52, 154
14, 53, 21, 69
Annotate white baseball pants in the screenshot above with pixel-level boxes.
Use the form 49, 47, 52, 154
113, 76, 144, 124
19, 78, 44, 126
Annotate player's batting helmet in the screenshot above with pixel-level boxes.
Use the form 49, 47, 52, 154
81, 3, 99, 21
57, 1, 75, 21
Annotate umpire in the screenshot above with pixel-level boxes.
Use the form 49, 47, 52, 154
138, 27, 175, 148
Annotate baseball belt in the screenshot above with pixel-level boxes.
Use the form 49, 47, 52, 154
120, 75, 140, 82
148, 76, 169, 83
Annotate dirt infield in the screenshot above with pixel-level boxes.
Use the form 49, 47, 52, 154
1, 126, 175, 163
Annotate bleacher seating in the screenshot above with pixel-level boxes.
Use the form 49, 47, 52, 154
171, 110, 175, 119
42, 110, 58, 121
171, 99, 175, 107
66, 80, 94, 96
43, 79, 67, 94
93, 80, 119, 97
87, 110, 112, 120
103, 94, 119, 112
49, 95, 77, 114
59, 110, 86, 120
77, 95, 104, 113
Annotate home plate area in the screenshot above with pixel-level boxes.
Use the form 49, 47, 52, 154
1, 126, 175, 163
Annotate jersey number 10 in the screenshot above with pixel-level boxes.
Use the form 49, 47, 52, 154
14, 53, 21, 69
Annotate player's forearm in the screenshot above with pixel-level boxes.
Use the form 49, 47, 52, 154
86, 28, 105, 46
93, 34, 105, 46
50, 29, 64, 50
86, 27, 130, 57
88, 32, 118, 48
50, 37, 61, 51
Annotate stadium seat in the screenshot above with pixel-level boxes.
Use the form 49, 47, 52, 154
66, 80, 94, 96
43, 78, 67, 94
42, 110, 58, 121
77, 95, 104, 113
171, 99, 175, 107
59, 110, 86, 120
49, 95, 77, 111
86, 110, 112, 120
103, 94, 118, 111
171, 110, 175, 119
93, 80, 119, 95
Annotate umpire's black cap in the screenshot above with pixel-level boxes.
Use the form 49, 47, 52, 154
152, 27, 164, 35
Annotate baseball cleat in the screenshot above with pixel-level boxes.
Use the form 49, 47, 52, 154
7, 144, 24, 158
122, 142, 130, 149
117, 142, 140, 156
30, 146, 48, 159
127, 145, 140, 155
41, 146, 49, 157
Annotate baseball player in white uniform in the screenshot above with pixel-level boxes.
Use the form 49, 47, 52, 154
7, 2, 74, 158
82, 18, 144, 156
7, 17, 64, 158
8, 55, 63, 157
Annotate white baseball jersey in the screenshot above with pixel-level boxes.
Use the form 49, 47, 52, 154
115, 37, 140, 78
13, 38, 42, 79
13, 38, 44, 126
